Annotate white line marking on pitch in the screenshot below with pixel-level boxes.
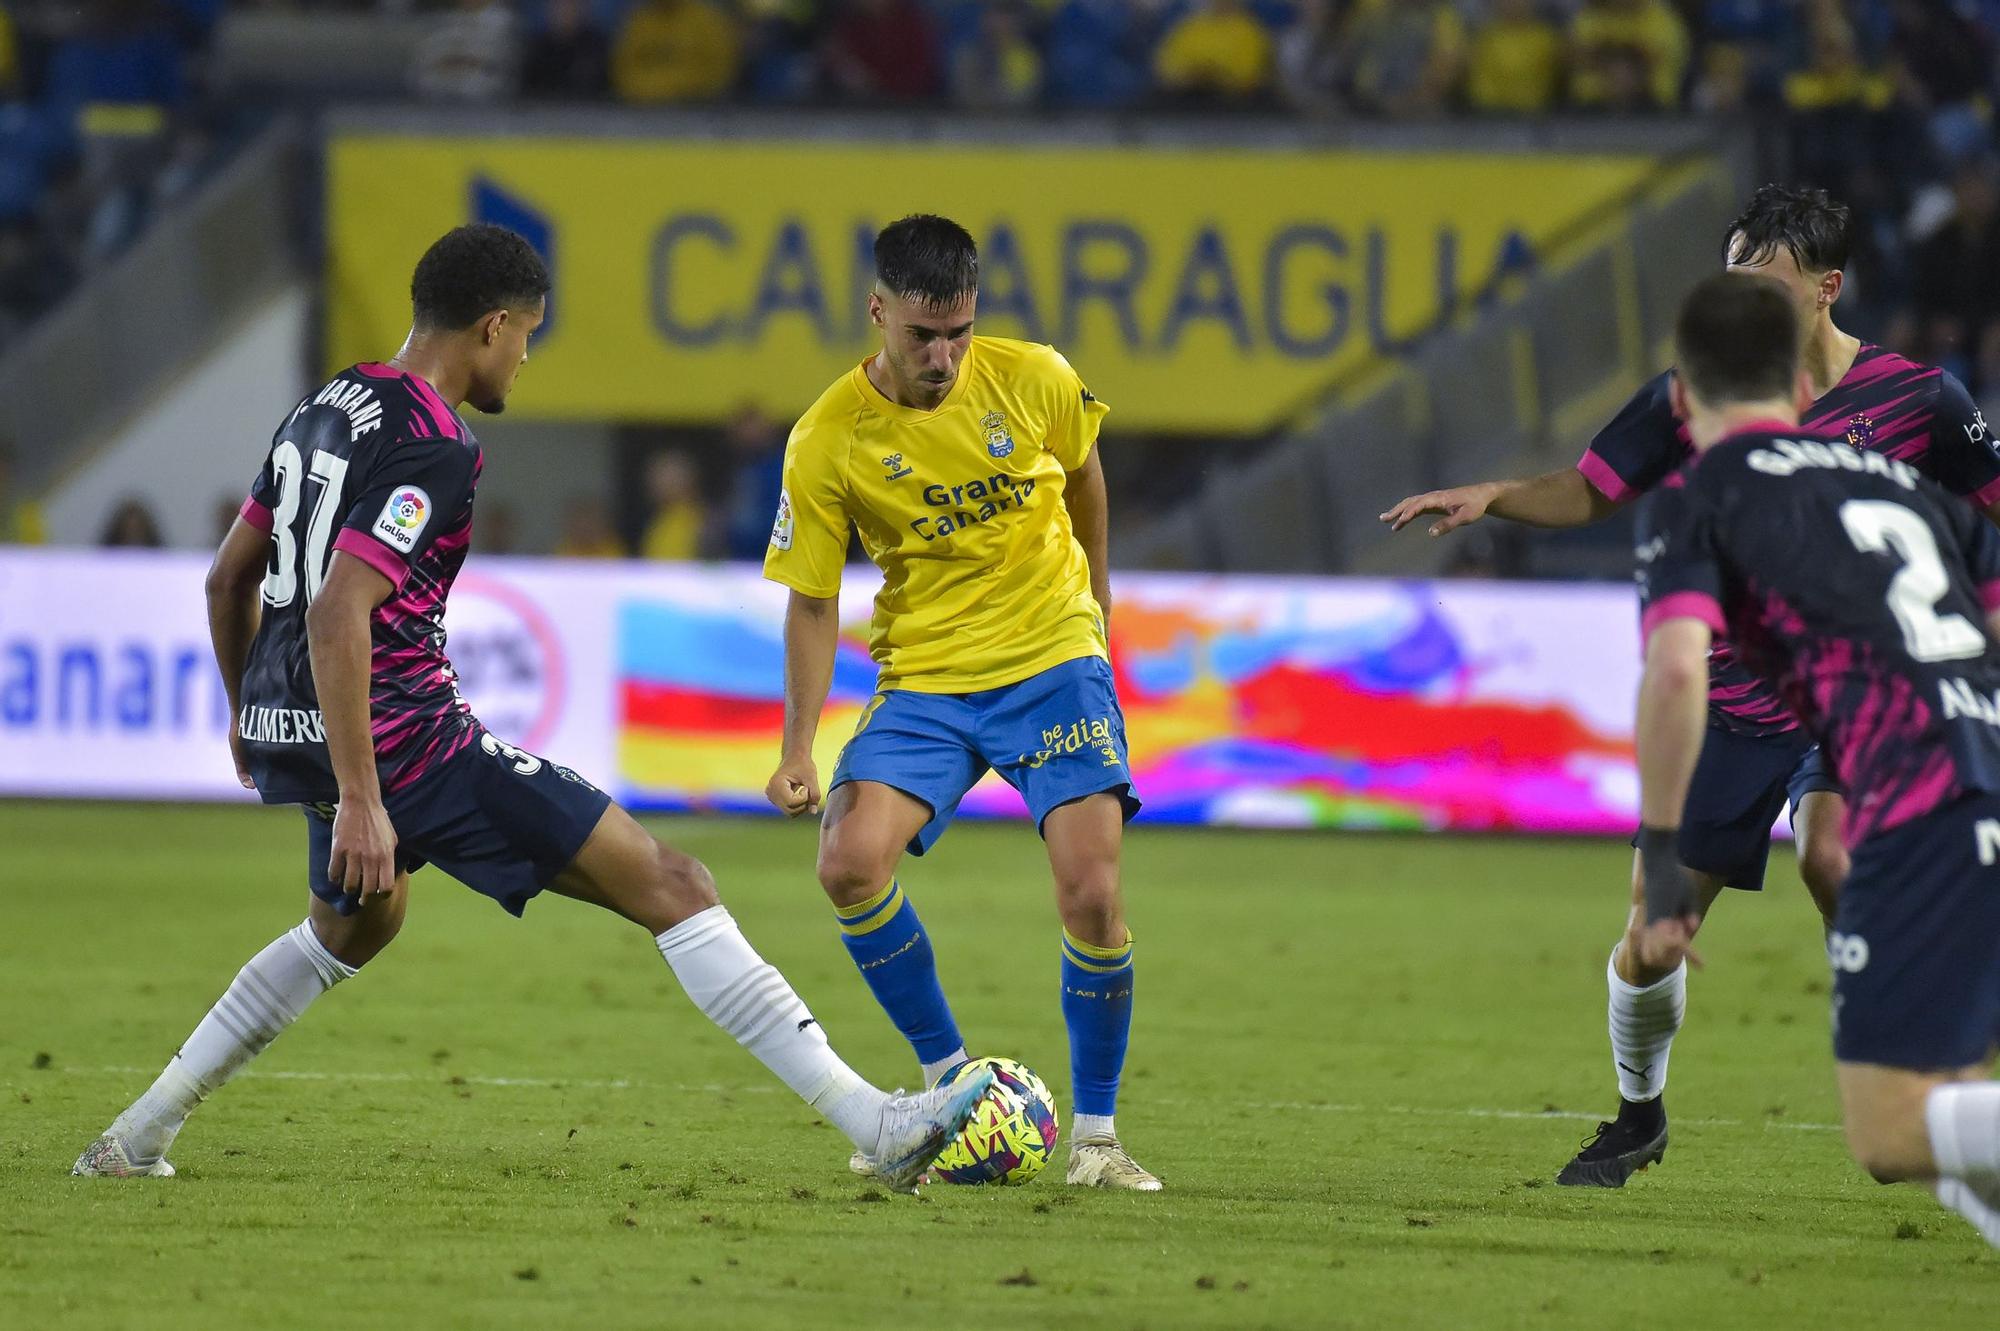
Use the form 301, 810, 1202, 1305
58, 1066, 1841, 1132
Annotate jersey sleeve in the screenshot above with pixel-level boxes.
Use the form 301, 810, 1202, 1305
1634, 478, 1727, 646
1042, 346, 1110, 471
762, 424, 850, 599
1578, 373, 1684, 504
1923, 371, 2000, 509
241, 455, 280, 534
332, 438, 478, 590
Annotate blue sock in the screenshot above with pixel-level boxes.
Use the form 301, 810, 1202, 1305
1061, 928, 1134, 1122
836, 880, 965, 1068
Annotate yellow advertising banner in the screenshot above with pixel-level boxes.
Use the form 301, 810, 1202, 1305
326, 135, 1658, 433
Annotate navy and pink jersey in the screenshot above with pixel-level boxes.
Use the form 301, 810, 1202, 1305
1582, 347, 2000, 738
236, 363, 483, 804
1637, 425, 2000, 848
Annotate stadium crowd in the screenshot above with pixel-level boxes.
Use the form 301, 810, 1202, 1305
2, 0, 1999, 558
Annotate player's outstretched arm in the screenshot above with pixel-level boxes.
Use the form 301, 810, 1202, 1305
206, 518, 271, 790
1633, 618, 1712, 970
766, 590, 839, 817
1063, 444, 1112, 622
307, 553, 398, 902
1380, 467, 1620, 536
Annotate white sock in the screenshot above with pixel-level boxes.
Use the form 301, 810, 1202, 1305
920, 1048, 969, 1088
1608, 952, 1685, 1103
109, 921, 356, 1161
1073, 1112, 1114, 1143
1926, 1082, 2000, 1185
656, 906, 887, 1150
1934, 1178, 2000, 1247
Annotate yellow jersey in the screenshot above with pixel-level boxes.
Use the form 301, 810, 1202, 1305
764, 336, 1109, 693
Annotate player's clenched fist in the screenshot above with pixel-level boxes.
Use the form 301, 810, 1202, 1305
765, 757, 822, 817
1379, 482, 1499, 536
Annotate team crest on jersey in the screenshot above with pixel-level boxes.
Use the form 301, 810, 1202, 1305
374, 486, 431, 553
1845, 414, 1876, 449
770, 488, 795, 550
981, 411, 1015, 459
880, 453, 912, 481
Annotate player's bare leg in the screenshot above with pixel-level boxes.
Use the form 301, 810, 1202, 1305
1840, 1061, 2000, 1246
74, 876, 407, 1178
1556, 856, 1729, 1187
551, 803, 988, 1190
1044, 792, 1158, 1191
1793, 790, 1850, 928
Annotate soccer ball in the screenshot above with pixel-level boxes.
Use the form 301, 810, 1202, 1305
931, 1056, 1060, 1185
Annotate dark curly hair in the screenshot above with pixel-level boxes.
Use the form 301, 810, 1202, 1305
410, 224, 551, 331
1724, 184, 1851, 274
874, 215, 978, 311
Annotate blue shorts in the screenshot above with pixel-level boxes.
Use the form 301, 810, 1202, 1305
830, 655, 1142, 856
1635, 726, 1826, 891
1831, 792, 2000, 1069
305, 728, 612, 918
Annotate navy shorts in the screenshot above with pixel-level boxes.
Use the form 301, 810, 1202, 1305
1637, 725, 1820, 891
1831, 792, 2000, 1069
830, 655, 1142, 856
305, 729, 612, 918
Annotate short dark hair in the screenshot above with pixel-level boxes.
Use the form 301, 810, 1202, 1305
874, 215, 978, 310
1674, 272, 1801, 407
410, 224, 550, 331
1723, 183, 1851, 273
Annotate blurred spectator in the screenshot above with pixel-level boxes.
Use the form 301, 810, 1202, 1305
1154, 0, 1276, 104
1275, 0, 1344, 113
44, 0, 187, 111
99, 497, 163, 548
480, 501, 520, 555
1688, 35, 1751, 114
640, 450, 705, 561
740, 0, 824, 103
411, 0, 521, 104
1889, 0, 1997, 164
1909, 157, 2000, 380
1464, 0, 1564, 116
521, 0, 611, 101
210, 493, 240, 545
612, 0, 742, 105
1782, 6, 1893, 115
825, 0, 943, 103
1042, 0, 1148, 108
554, 495, 626, 558
0, 220, 76, 340
718, 404, 786, 561
0, 6, 18, 99
1569, 0, 1689, 112
1342, 0, 1464, 118
950, 2, 1043, 110
0, 443, 47, 545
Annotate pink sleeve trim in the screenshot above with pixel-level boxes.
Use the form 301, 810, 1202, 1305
1971, 475, 2000, 510
1980, 580, 2000, 614
239, 496, 274, 533
1642, 591, 1726, 642
1576, 450, 1637, 504
332, 527, 410, 589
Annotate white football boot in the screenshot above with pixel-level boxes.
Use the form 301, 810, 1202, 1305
1066, 1137, 1162, 1191
856, 1068, 996, 1192
72, 1136, 176, 1178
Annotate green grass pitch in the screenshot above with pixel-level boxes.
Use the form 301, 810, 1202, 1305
3, 801, 1996, 1329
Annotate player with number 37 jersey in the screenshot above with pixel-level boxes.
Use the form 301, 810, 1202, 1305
236, 364, 483, 804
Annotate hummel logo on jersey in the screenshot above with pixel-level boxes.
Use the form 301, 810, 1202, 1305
881, 453, 912, 481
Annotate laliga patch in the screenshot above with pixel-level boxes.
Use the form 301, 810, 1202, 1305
373, 485, 431, 554
770, 488, 794, 550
